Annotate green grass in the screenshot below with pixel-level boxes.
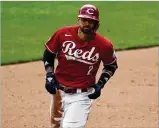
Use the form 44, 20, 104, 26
1, 1, 159, 65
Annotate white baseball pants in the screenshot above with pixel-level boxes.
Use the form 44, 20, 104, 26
50, 89, 93, 128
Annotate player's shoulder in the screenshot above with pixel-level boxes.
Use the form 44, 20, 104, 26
56, 25, 78, 34
96, 33, 114, 48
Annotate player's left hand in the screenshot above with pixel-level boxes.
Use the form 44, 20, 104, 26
88, 84, 102, 99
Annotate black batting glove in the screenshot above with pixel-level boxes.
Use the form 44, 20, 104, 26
45, 72, 58, 94
88, 84, 103, 99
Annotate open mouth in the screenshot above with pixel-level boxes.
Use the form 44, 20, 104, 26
83, 27, 91, 32
80, 26, 93, 33
84, 27, 90, 30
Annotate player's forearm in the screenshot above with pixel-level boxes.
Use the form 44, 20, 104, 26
42, 49, 56, 72
97, 61, 118, 88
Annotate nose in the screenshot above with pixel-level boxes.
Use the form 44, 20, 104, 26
85, 20, 89, 26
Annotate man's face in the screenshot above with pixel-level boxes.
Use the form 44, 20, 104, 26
78, 18, 97, 34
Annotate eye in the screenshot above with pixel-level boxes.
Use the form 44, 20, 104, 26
88, 20, 95, 24
80, 18, 96, 24
81, 18, 87, 21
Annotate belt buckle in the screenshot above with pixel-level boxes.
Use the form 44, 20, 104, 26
76, 89, 82, 93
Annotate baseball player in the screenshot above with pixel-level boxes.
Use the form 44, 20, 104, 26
42, 4, 118, 128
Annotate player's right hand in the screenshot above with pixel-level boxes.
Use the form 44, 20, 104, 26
45, 72, 58, 94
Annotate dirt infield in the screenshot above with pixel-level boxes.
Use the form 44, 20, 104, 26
1, 47, 158, 128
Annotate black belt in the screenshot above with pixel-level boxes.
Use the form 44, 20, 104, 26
58, 84, 88, 94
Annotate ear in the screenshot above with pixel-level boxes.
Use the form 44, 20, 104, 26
94, 22, 100, 32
